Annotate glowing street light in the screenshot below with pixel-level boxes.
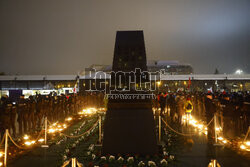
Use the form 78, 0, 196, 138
235, 69, 243, 75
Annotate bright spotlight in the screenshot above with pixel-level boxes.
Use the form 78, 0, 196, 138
235, 69, 243, 75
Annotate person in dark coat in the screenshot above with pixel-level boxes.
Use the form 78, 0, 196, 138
17, 95, 28, 135
204, 93, 216, 144
0, 96, 11, 137
159, 92, 167, 116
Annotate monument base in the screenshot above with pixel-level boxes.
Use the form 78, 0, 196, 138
102, 99, 158, 155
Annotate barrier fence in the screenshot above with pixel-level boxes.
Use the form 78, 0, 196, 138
158, 112, 250, 152
57, 120, 99, 138
0, 114, 101, 167
160, 115, 214, 137
61, 158, 83, 167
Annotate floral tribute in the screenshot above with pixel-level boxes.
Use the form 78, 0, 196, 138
59, 115, 181, 167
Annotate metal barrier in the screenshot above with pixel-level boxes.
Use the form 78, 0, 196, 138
61, 158, 83, 167
0, 115, 101, 167
208, 159, 221, 167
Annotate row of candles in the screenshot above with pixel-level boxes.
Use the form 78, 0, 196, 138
0, 107, 103, 166
182, 114, 250, 152
22, 107, 103, 146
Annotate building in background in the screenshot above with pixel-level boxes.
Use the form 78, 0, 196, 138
0, 75, 77, 99
79, 60, 193, 76
147, 60, 193, 74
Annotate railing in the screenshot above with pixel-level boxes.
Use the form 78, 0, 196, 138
61, 158, 83, 167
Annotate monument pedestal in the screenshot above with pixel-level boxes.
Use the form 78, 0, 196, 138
103, 31, 157, 155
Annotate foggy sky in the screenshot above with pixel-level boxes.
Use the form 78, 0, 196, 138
0, 0, 250, 75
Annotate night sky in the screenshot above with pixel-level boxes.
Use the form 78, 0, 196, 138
0, 0, 250, 75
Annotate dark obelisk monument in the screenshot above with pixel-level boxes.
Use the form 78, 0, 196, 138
102, 31, 157, 155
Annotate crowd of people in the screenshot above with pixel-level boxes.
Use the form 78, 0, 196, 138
156, 91, 250, 140
1, 90, 249, 142
0, 92, 104, 139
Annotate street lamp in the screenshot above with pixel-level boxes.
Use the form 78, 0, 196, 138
235, 69, 243, 75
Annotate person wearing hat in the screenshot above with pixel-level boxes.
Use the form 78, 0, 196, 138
183, 96, 193, 125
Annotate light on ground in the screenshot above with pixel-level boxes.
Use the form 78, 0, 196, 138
48, 129, 56, 133
218, 137, 223, 141
23, 135, 29, 140
215, 127, 221, 131
245, 141, 250, 146
38, 138, 44, 142
198, 124, 203, 129
63, 124, 67, 128
79, 108, 97, 115
66, 117, 72, 121
25, 141, 32, 146
240, 144, 246, 150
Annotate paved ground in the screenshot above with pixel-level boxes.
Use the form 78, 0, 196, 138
174, 128, 250, 167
